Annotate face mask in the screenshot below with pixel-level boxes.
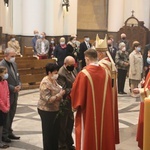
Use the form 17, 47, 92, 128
3, 73, 9, 80
108, 44, 111, 47
40, 35, 43, 39
9, 57, 16, 63
85, 38, 90, 42
122, 47, 126, 51
35, 34, 38, 37
147, 57, 150, 64
122, 37, 126, 40
60, 42, 65, 45
72, 40, 76, 44
51, 74, 58, 80
51, 40, 54, 44
11, 38, 15, 41
137, 47, 141, 52
66, 65, 74, 72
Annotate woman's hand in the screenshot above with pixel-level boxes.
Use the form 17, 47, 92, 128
133, 88, 140, 94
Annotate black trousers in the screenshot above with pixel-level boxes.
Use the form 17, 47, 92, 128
3, 96, 18, 138
38, 109, 60, 150
0, 111, 7, 126
59, 109, 74, 148
118, 69, 127, 93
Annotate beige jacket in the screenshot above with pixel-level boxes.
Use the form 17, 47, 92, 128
129, 50, 143, 80
7, 40, 21, 55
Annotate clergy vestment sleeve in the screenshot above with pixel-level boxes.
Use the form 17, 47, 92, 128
71, 72, 87, 110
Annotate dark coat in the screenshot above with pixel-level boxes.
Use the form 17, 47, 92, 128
79, 41, 91, 68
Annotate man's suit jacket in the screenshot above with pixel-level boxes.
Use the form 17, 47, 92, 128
0, 59, 20, 104
79, 41, 91, 68
108, 46, 117, 63
57, 66, 77, 99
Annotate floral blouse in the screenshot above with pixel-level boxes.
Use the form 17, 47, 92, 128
37, 76, 62, 112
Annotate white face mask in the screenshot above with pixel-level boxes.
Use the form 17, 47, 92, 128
11, 38, 15, 41
3, 73, 9, 80
51, 74, 58, 80
9, 57, 16, 63
40, 35, 43, 39
60, 42, 65, 45
51, 40, 54, 44
147, 57, 150, 64
122, 47, 126, 51
35, 34, 39, 37
72, 40, 76, 44
136, 47, 141, 52
85, 38, 90, 42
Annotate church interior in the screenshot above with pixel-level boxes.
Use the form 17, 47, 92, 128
0, 0, 150, 150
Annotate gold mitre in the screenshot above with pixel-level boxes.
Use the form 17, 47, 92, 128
95, 34, 108, 52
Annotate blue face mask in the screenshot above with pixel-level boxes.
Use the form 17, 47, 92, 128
147, 57, 150, 64
3, 73, 9, 80
137, 47, 141, 52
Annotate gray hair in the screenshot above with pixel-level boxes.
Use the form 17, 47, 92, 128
4, 48, 15, 55
119, 42, 125, 49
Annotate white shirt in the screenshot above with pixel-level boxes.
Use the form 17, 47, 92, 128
41, 41, 45, 53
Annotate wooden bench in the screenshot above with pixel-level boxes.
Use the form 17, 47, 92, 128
23, 46, 34, 57
17, 58, 56, 89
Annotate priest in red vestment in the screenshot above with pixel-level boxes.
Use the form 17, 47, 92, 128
96, 34, 120, 144
136, 69, 150, 149
71, 49, 116, 150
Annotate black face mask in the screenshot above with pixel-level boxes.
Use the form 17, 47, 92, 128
66, 65, 74, 72
122, 37, 126, 40
108, 44, 111, 47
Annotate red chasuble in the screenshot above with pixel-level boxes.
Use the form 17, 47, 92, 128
137, 71, 150, 149
99, 57, 120, 144
71, 65, 116, 150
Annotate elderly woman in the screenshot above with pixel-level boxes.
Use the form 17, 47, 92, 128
115, 42, 129, 94
129, 41, 143, 97
7, 35, 21, 55
37, 63, 65, 150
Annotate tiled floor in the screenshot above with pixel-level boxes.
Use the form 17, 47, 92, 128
6, 78, 141, 150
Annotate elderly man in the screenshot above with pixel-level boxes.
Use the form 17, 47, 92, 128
117, 33, 130, 52
0, 48, 21, 143
96, 34, 119, 145
57, 56, 77, 150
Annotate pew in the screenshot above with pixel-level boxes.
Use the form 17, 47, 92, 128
17, 58, 56, 89
23, 46, 34, 57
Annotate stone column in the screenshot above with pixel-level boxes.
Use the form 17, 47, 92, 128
22, 0, 45, 35
107, 0, 124, 32
45, 0, 64, 36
